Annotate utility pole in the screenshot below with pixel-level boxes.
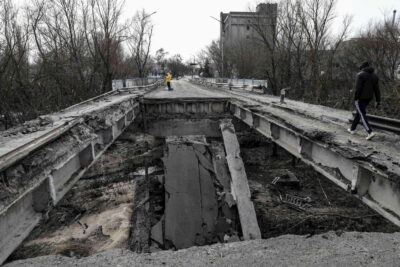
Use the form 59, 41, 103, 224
392, 10, 397, 27
190, 56, 198, 79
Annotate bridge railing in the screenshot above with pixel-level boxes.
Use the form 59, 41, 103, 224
112, 77, 163, 90
191, 77, 267, 93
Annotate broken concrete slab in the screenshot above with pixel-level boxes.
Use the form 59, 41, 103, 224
198, 164, 218, 242
220, 119, 261, 240
163, 136, 205, 249
163, 136, 220, 249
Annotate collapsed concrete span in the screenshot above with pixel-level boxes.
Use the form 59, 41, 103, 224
1, 79, 400, 264
0, 83, 161, 264
190, 78, 400, 227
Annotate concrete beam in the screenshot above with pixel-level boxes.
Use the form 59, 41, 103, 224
230, 102, 400, 227
220, 119, 262, 240
0, 191, 41, 263
146, 119, 222, 137
143, 99, 229, 116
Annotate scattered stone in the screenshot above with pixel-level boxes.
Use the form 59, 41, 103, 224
223, 234, 229, 243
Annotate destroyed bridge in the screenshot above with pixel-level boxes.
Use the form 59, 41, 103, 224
1, 78, 400, 264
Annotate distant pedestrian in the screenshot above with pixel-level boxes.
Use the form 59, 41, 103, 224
347, 61, 381, 140
166, 72, 172, 90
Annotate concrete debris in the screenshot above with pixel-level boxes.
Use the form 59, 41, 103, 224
279, 194, 312, 211
129, 178, 151, 253
271, 170, 300, 188
133, 166, 160, 176
0, 124, 95, 211
224, 193, 236, 208
220, 119, 261, 240
161, 136, 240, 249
223, 233, 240, 243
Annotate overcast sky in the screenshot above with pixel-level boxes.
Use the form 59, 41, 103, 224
15, 0, 398, 61
123, 0, 398, 61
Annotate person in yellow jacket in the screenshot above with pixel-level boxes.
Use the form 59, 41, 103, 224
166, 72, 172, 90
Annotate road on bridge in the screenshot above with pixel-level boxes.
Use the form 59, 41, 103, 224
144, 79, 227, 99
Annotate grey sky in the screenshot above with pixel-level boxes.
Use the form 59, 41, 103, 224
15, 0, 398, 60
125, 0, 398, 61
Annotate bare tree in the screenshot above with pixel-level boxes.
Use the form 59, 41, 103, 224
206, 40, 224, 77
0, 0, 31, 127
155, 48, 168, 74
337, 13, 400, 115
166, 54, 188, 77
297, 0, 338, 102
246, 0, 350, 100
84, 0, 129, 92
127, 9, 154, 78
0, 0, 155, 128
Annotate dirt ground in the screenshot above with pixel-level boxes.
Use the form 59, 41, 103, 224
237, 127, 399, 238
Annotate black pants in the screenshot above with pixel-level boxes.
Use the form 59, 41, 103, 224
167, 82, 171, 90
351, 99, 372, 133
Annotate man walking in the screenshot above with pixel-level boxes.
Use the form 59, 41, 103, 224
348, 62, 381, 140
166, 72, 172, 90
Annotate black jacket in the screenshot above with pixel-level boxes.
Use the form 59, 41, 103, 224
354, 67, 380, 102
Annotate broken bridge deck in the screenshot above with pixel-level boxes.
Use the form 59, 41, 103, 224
188, 78, 400, 227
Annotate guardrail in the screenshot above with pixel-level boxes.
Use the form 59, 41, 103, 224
351, 113, 400, 134
0, 80, 162, 173
191, 77, 267, 93
112, 77, 163, 90
192, 78, 399, 135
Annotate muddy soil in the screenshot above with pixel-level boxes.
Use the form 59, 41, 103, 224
8, 173, 136, 261
7, 128, 164, 262
237, 125, 399, 238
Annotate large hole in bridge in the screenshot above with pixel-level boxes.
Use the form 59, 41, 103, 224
6, 112, 399, 263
